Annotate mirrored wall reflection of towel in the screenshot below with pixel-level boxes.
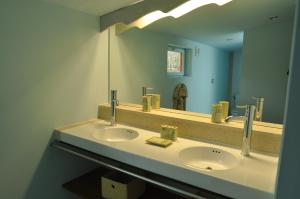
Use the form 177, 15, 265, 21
173, 83, 188, 110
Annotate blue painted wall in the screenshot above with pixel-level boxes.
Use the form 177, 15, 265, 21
110, 28, 230, 113
230, 49, 242, 112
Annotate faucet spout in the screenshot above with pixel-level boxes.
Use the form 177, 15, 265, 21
110, 90, 119, 126
241, 105, 256, 156
225, 105, 256, 156
142, 86, 153, 96
225, 115, 244, 123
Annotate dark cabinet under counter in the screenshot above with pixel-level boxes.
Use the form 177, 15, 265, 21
54, 141, 232, 199
63, 168, 187, 199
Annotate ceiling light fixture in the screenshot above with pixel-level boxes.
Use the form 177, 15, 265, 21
129, 0, 145, 6
130, 0, 232, 29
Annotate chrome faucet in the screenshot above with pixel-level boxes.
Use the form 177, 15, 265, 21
142, 86, 153, 96
225, 105, 256, 156
252, 97, 264, 121
110, 90, 119, 126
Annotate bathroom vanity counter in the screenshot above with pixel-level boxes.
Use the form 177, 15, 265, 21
54, 119, 278, 199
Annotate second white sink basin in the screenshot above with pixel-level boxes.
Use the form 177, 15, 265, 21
93, 127, 139, 142
179, 147, 240, 171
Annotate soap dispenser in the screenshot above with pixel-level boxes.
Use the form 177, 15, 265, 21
142, 95, 152, 112
142, 86, 153, 112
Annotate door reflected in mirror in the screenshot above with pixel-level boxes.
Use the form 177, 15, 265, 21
109, 0, 295, 124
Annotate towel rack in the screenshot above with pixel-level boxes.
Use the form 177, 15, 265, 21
51, 141, 231, 199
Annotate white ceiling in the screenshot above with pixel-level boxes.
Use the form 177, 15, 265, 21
144, 0, 296, 51
43, 0, 140, 15
44, 0, 296, 51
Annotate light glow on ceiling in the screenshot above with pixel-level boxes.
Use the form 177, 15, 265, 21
169, 0, 232, 18
129, 0, 232, 29
131, 11, 167, 28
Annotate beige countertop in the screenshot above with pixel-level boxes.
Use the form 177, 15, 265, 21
55, 119, 278, 199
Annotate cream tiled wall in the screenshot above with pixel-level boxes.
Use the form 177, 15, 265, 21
99, 104, 282, 155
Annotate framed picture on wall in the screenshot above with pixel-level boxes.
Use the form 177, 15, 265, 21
167, 45, 185, 76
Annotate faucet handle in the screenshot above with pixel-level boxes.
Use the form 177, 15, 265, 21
252, 96, 264, 103
111, 90, 118, 99
142, 86, 153, 90
111, 90, 119, 106
236, 105, 248, 109
252, 97, 264, 121
236, 105, 256, 117
236, 104, 256, 121
142, 86, 154, 96
225, 115, 244, 123
252, 96, 264, 100
236, 104, 256, 112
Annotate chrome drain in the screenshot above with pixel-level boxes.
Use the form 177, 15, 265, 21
206, 166, 213, 171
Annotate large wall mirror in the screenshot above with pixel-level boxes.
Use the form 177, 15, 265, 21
109, 0, 296, 124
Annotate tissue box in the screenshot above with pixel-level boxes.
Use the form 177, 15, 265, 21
101, 172, 145, 199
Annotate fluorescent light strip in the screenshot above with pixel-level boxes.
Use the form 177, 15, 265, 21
129, 0, 145, 6
130, 0, 232, 29
131, 11, 167, 28
169, 0, 232, 18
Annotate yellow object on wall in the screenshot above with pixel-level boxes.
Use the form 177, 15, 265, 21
142, 95, 151, 112
211, 103, 223, 123
151, 94, 161, 109
219, 101, 229, 119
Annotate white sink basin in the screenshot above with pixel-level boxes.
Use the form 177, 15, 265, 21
179, 147, 239, 171
92, 127, 139, 142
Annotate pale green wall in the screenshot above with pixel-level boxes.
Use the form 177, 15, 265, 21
110, 27, 230, 113
239, 21, 293, 123
0, 0, 108, 198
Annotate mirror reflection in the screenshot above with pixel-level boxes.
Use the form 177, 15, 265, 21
109, 0, 295, 124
